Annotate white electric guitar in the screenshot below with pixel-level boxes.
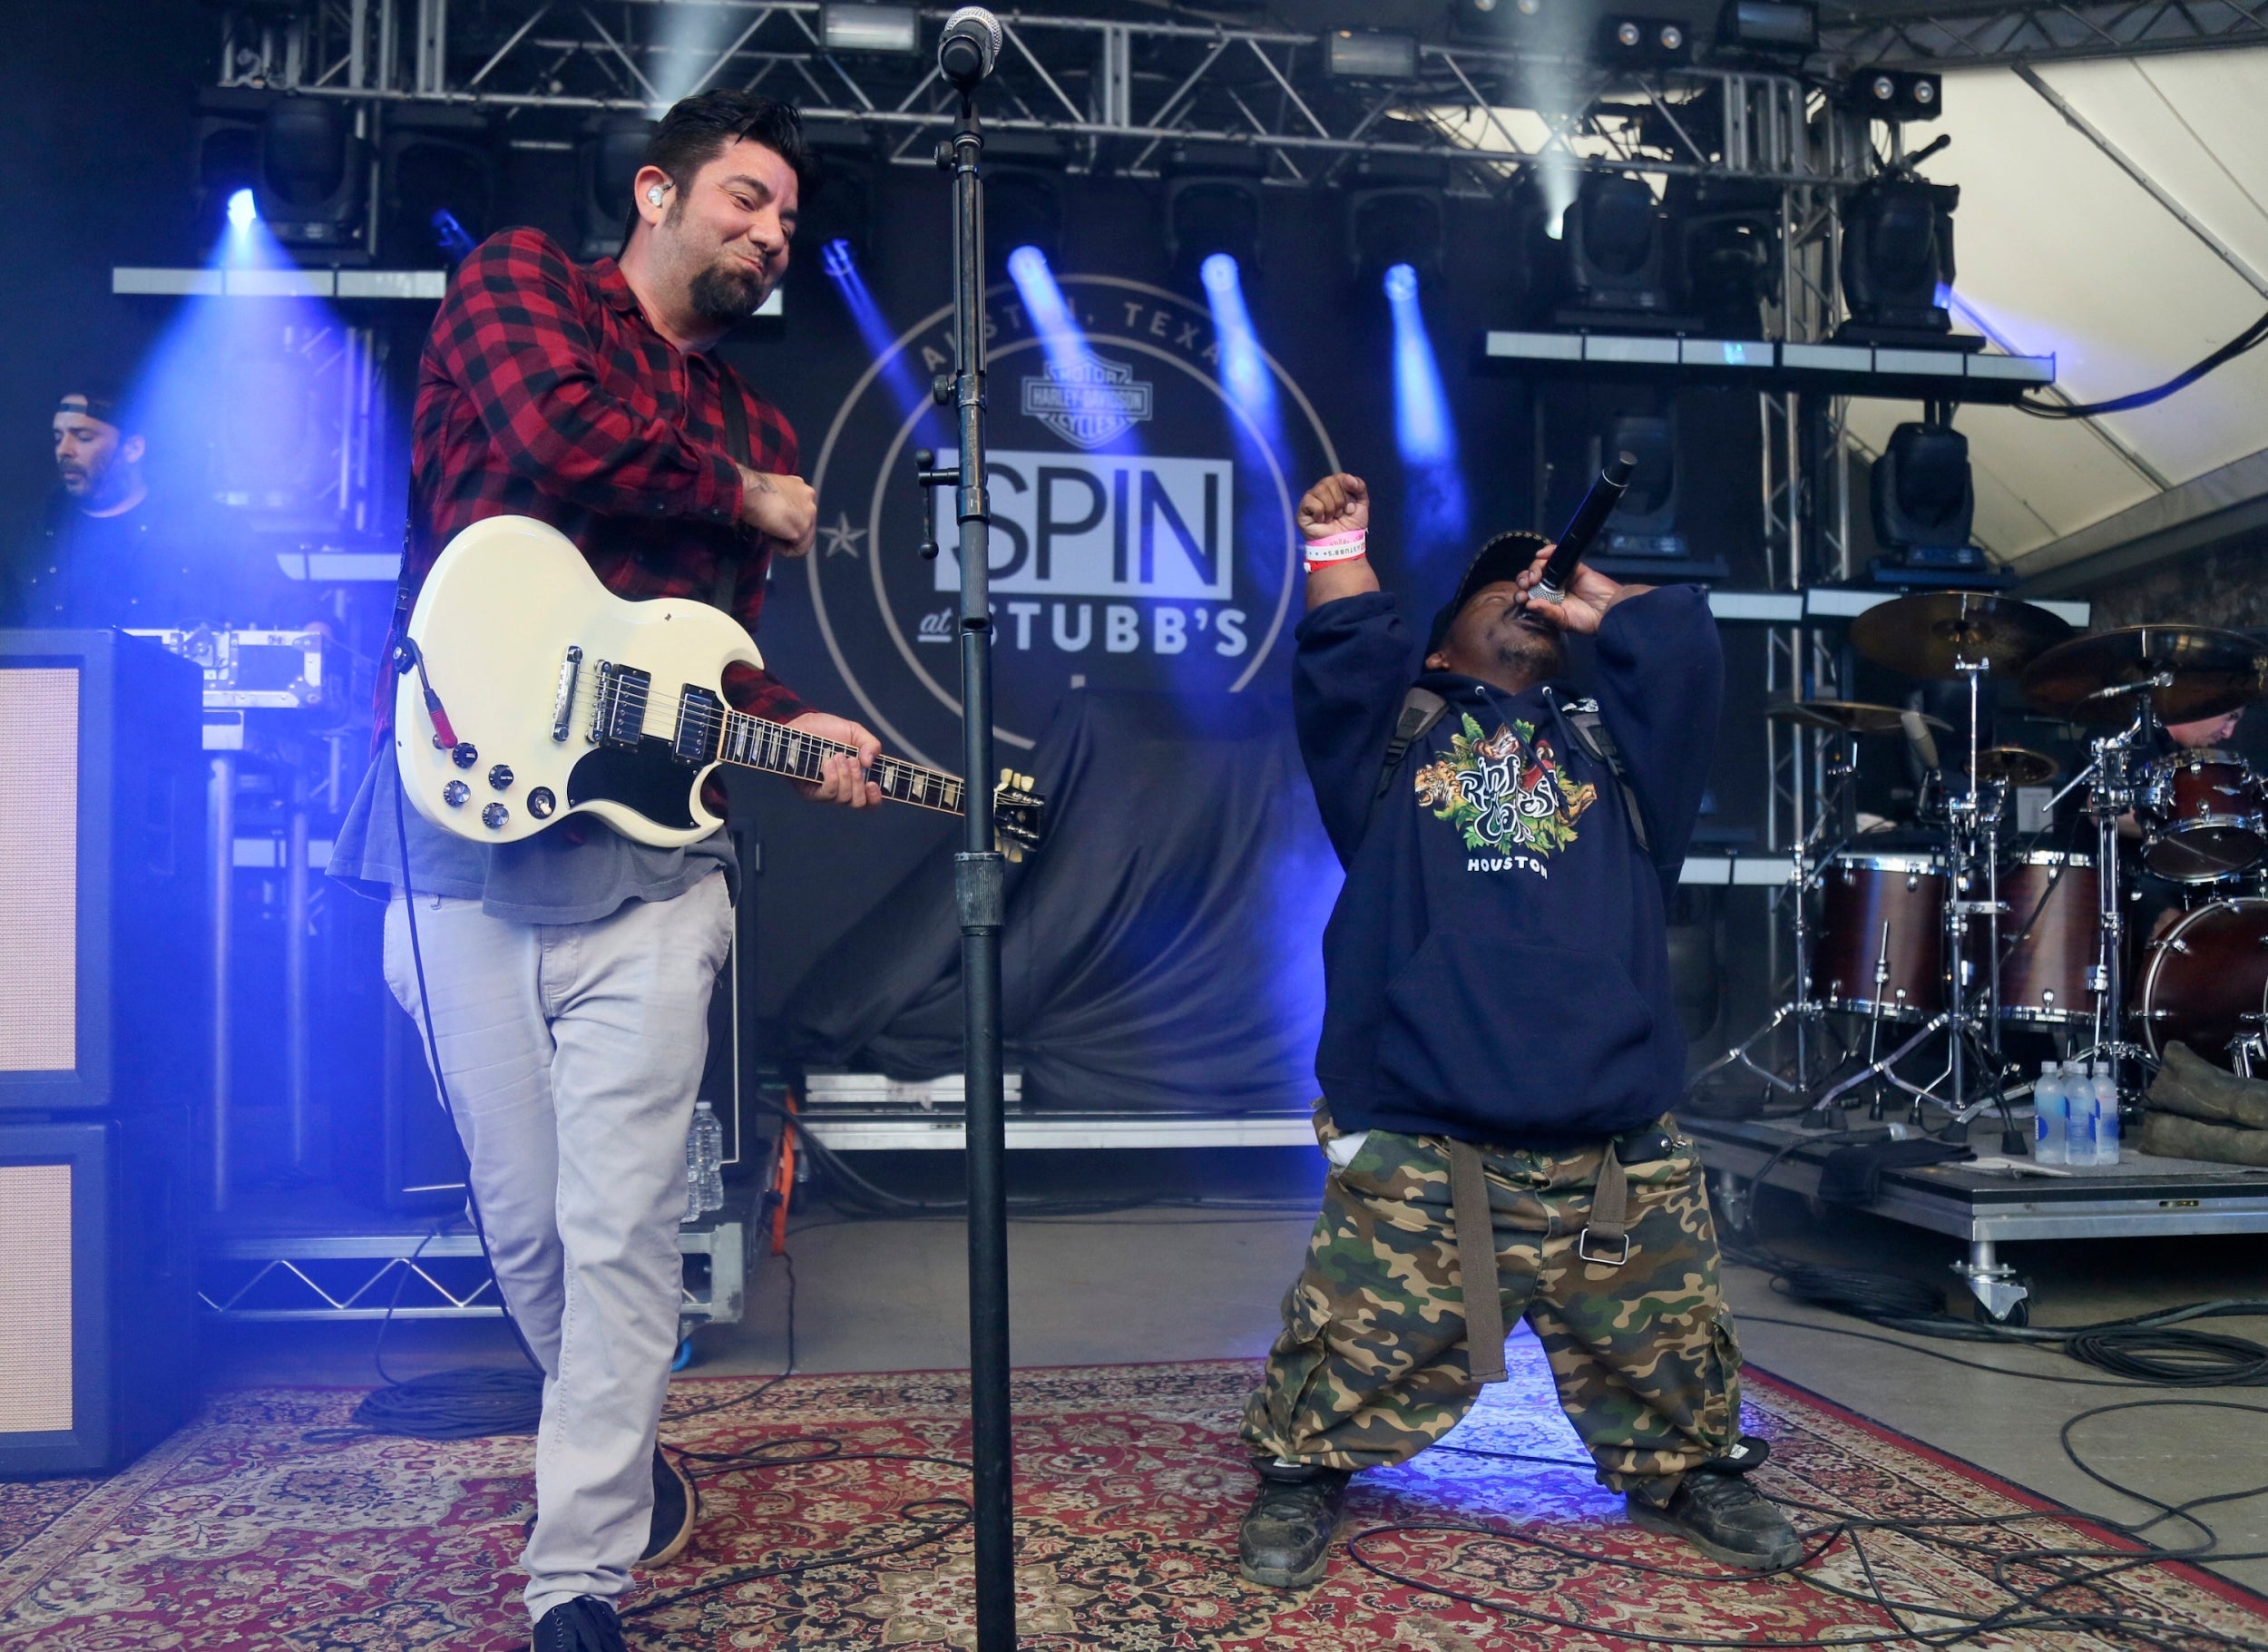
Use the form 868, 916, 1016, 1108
395, 514, 1046, 854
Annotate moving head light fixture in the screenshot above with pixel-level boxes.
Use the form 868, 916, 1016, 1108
1838, 171, 1963, 346
1164, 142, 1266, 288
257, 100, 369, 253
1345, 159, 1450, 286
1564, 173, 1673, 318
1870, 420, 1991, 583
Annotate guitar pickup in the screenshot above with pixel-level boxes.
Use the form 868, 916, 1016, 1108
673, 686, 724, 766
589, 661, 652, 749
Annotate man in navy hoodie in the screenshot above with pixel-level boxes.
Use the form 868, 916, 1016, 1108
1236, 473, 1797, 1587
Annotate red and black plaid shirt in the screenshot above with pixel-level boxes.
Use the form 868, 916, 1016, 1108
392, 227, 805, 727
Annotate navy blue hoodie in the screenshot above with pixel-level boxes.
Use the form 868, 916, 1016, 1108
1295, 585, 1722, 1147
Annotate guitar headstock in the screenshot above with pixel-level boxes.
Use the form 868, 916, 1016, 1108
993, 769, 1047, 863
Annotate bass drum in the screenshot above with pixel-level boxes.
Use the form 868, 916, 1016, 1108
1814, 852, 1946, 1022
1985, 851, 2099, 1025
2134, 897, 2268, 1069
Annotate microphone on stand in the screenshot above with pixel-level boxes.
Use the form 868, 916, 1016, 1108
1530, 451, 1637, 604
1901, 709, 1943, 782
939, 6, 1003, 88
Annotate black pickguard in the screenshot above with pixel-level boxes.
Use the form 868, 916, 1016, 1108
567, 738, 700, 831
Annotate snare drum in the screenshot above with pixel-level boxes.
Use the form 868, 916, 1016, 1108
2133, 897, 2268, 1067
1814, 852, 1946, 1021
2144, 750, 2267, 882
1977, 851, 2098, 1024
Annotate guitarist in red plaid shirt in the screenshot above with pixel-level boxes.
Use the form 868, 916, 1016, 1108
327, 92, 875, 1652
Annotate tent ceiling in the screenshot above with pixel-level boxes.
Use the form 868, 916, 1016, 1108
1838, 47, 2268, 589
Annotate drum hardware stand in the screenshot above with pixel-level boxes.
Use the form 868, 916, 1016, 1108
2067, 696, 2163, 1100
1688, 748, 1857, 1103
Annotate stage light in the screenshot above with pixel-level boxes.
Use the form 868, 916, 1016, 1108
383, 112, 496, 267
1452, 0, 1543, 39
1599, 414, 1686, 560
1006, 243, 1107, 432
1385, 261, 1466, 560
227, 189, 257, 230
985, 166, 1065, 279
1838, 175, 1960, 345
1667, 174, 1780, 337
1870, 422, 1988, 582
1325, 29, 1419, 80
255, 101, 367, 251
1598, 15, 1691, 66
1717, 0, 1818, 54
1563, 173, 1671, 317
1849, 70, 1943, 122
1347, 166, 1448, 284
1164, 142, 1266, 288
577, 116, 656, 260
820, 3, 919, 54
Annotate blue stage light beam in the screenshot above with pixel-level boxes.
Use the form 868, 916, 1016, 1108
1385, 262, 1467, 562
1009, 243, 1140, 456
227, 188, 258, 231
822, 237, 935, 425
1200, 254, 1281, 439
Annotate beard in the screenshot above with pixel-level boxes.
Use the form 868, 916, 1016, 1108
687, 252, 772, 327
1489, 612, 1569, 680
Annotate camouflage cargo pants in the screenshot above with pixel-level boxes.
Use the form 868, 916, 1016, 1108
1241, 1106, 1741, 1502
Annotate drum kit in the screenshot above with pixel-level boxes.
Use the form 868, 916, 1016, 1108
1696, 593, 2268, 1140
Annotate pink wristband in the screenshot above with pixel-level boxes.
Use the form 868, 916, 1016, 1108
1304, 529, 1367, 570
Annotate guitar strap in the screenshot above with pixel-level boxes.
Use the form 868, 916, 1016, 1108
713, 376, 753, 615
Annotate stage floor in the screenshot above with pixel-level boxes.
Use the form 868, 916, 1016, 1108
5, 1348, 2261, 1649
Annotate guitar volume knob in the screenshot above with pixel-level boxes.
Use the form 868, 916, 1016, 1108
481, 803, 509, 831
442, 780, 470, 807
452, 742, 478, 769
489, 764, 514, 791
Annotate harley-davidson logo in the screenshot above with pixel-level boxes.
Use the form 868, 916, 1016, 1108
1021, 353, 1154, 450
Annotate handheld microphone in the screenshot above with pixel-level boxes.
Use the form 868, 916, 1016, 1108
938, 6, 1003, 88
1530, 451, 1637, 604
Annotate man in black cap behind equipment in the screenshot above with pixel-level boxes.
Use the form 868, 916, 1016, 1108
1235, 472, 1797, 1588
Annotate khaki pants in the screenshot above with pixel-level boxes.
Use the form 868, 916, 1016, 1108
384, 875, 733, 1623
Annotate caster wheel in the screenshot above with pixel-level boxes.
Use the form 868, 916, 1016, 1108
672, 1337, 697, 1372
1986, 1297, 2029, 1329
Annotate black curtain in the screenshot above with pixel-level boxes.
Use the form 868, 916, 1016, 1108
784, 689, 1341, 1113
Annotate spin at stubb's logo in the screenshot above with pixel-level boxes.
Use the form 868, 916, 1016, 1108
804, 275, 1336, 769
1414, 713, 1598, 875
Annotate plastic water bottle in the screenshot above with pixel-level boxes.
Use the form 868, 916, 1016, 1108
2091, 1062, 2122, 1167
684, 1100, 725, 1223
2033, 1061, 2067, 1166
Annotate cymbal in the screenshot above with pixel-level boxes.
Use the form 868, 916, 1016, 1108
1850, 591, 2075, 680
2020, 625, 2267, 728
1766, 699, 1950, 736
1969, 746, 2059, 787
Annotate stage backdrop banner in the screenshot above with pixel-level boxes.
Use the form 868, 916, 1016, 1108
798, 273, 1342, 774
784, 688, 1343, 1114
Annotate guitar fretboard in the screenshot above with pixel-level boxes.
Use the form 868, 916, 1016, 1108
718, 709, 967, 815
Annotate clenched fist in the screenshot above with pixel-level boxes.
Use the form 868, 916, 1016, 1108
1297, 473, 1369, 543
738, 466, 819, 557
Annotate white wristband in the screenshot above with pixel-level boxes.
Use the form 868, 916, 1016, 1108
1304, 529, 1367, 569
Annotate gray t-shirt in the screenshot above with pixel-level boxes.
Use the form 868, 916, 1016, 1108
327, 752, 737, 925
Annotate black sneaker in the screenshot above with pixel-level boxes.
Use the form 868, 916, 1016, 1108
1627, 1469, 1804, 1571
641, 1445, 697, 1567
533, 1596, 628, 1652
1237, 1461, 1353, 1588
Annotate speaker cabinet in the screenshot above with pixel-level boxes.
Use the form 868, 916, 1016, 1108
0, 632, 205, 1115
0, 1115, 194, 1474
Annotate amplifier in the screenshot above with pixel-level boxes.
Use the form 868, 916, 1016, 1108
0, 1114, 194, 1475
0, 632, 205, 1113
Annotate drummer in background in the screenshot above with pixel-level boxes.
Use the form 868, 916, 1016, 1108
2165, 707, 2243, 752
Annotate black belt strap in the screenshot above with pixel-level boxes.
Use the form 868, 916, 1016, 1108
1446, 1139, 1509, 1384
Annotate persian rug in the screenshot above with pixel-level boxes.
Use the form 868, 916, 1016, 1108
2, 1338, 2261, 1651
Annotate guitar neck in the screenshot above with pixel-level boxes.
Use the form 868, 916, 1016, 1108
719, 709, 967, 816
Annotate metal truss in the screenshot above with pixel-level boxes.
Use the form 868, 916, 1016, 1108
1823, 0, 2268, 69
214, 1, 1872, 191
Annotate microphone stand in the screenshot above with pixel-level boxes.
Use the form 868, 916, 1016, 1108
942, 87, 1017, 1652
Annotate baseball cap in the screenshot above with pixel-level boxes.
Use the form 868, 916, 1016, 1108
1425, 529, 1549, 657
